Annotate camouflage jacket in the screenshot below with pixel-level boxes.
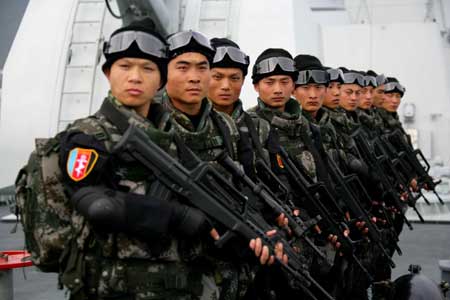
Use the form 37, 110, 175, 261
357, 108, 384, 139
162, 96, 256, 299
230, 99, 246, 123
231, 99, 271, 165
163, 96, 240, 163
60, 94, 229, 299
303, 107, 342, 153
61, 93, 256, 300
303, 107, 351, 173
61, 93, 181, 258
247, 98, 317, 181
377, 108, 405, 134
323, 107, 359, 154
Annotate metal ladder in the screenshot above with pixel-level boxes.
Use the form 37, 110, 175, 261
182, 0, 241, 39
57, 0, 107, 132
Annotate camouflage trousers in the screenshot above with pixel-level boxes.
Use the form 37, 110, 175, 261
69, 255, 252, 300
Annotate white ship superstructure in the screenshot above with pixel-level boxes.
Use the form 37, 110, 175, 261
1, 0, 449, 189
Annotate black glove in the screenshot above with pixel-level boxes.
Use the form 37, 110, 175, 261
71, 186, 212, 239
171, 204, 213, 237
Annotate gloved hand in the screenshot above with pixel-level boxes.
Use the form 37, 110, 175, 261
71, 186, 213, 239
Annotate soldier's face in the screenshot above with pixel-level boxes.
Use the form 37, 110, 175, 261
166, 52, 210, 113
254, 75, 294, 111
324, 82, 341, 109
293, 83, 325, 114
372, 85, 385, 107
359, 86, 374, 110
106, 57, 161, 117
382, 92, 402, 112
208, 68, 244, 113
340, 84, 361, 111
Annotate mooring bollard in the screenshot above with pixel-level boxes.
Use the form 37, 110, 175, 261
0, 251, 33, 300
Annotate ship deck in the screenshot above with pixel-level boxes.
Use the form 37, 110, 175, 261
1, 206, 449, 300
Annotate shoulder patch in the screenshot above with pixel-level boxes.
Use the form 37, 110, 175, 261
66, 148, 99, 181
276, 153, 285, 169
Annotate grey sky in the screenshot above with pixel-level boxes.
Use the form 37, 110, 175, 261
0, 0, 29, 70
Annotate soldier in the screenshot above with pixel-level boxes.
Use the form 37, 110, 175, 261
326, 68, 378, 300
323, 67, 344, 111
247, 48, 319, 182
377, 76, 413, 225
356, 71, 383, 138
378, 77, 406, 133
324, 68, 362, 152
292, 54, 341, 154
366, 70, 388, 130
207, 38, 322, 300
245, 49, 351, 299
57, 22, 272, 300
356, 73, 401, 300
57, 21, 205, 299
206, 38, 271, 174
324, 68, 371, 178
338, 68, 365, 128
207, 38, 249, 117
369, 70, 387, 110
163, 30, 286, 299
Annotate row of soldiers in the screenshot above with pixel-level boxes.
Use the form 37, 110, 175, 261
20, 19, 442, 300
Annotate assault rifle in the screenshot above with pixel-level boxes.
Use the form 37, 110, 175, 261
324, 151, 402, 260
112, 125, 335, 300
386, 129, 444, 205
374, 135, 425, 216
351, 129, 418, 228
380, 135, 444, 212
216, 153, 329, 263
276, 147, 374, 281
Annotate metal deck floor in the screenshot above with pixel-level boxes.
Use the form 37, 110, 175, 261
1, 207, 449, 300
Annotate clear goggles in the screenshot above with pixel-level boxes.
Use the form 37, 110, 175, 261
296, 70, 329, 85
343, 72, 365, 86
384, 82, 405, 94
167, 30, 214, 52
104, 31, 167, 58
254, 57, 296, 75
213, 46, 249, 65
376, 74, 387, 86
364, 76, 378, 87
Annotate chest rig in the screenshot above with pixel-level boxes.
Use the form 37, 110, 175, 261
248, 99, 318, 181
166, 99, 239, 165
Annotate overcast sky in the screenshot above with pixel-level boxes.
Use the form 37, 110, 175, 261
0, 0, 29, 70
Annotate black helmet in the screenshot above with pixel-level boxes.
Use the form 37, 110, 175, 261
393, 273, 445, 300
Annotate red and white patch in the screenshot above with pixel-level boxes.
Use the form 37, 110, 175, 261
66, 148, 99, 182
276, 153, 285, 169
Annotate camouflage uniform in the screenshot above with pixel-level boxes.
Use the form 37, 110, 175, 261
377, 108, 405, 134
231, 99, 268, 144
59, 94, 223, 300
230, 99, 271, 170
325, 107, 360, 157
163, 96, 239, 163
162, 95, 254, 300
246, 98, 325, 291
368, 108, 410, 299
357, 108, 384, 139
302, 108, 338, 151
247, 98, 317, 181
371, 108, 386, 132
325, 106, 379, 300
302, 107, 350, 173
